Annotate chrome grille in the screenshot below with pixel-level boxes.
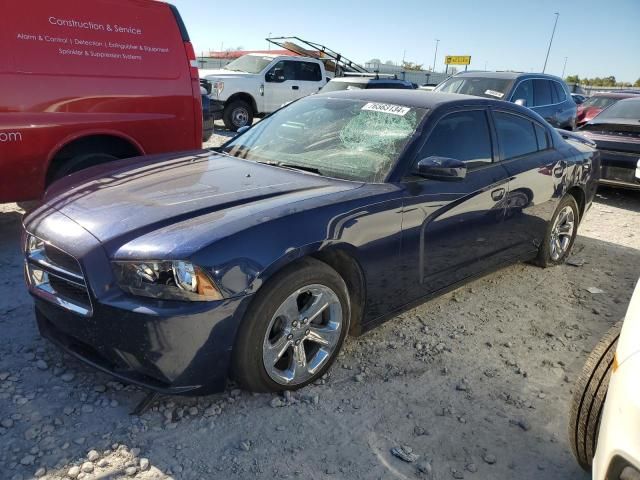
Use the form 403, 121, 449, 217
24, 234, 92, 316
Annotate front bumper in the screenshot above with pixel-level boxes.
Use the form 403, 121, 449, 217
23, 208, 251, 395
593, 351, 640, 480
211, 98, 225, 120
34, 294, 249, 395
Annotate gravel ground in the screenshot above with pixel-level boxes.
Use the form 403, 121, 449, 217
1, 129, 639, 480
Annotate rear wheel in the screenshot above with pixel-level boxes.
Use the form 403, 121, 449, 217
568, 322, 622, 470
535, 195, 579, 267
49, 152, 118, 183
232, 258, 350, 392
223, 100, 253, 131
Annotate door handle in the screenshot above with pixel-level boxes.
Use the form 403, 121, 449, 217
491, 188, 505, 201
292, 85, 299, 90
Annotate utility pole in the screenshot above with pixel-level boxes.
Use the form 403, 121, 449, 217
268, 32, 272, 50
561, 56, 568, 78
542, 12, 559, 73
432, 39, 440, 73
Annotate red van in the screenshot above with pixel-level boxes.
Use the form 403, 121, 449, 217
0, 0, 202, 203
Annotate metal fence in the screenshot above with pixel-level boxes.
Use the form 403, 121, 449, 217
567, 83, 640, 95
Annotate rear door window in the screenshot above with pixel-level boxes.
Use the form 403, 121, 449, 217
418, 110, 493, 169
5, 0, 185, 79
552, 81, 567, 102
296, 62, 321, 81
533, 80, 553, 106
494, 112, 539, 159
534, 124, 549, 150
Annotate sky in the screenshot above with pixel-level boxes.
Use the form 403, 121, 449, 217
171, 0, 640, 83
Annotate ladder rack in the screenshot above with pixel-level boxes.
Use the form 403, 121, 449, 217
266, 36, 369, 76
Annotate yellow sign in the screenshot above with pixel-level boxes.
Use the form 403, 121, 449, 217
445, 55, 471, 65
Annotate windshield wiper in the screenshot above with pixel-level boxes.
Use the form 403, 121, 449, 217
279, 163, 321, 175
255, 160, 321, 175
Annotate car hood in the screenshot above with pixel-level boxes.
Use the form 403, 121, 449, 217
200, 69, 256, 80
41, 151, 363, 245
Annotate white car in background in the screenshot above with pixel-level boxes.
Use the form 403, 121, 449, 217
200, 54, 327, 131
569, 279, 640, 480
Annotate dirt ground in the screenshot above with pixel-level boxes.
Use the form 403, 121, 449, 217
1, 131, 639, 480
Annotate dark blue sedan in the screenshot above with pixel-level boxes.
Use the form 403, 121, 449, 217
23, 90, 600, 394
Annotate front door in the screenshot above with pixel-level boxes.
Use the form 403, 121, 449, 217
399, 108, 512, 297
263, 60, 311, 113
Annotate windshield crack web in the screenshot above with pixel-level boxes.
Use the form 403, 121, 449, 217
338, 110, 417, 181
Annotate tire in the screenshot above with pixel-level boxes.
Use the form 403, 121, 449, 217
535, 194, 579, 267
49, 152, 118, 184
232, 258, 350, 393
568, 322, 622, 471
222, 100, 253, 131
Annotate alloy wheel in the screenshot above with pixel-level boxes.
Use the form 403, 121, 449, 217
550, 205, 575, 261
262, 284, 343, 386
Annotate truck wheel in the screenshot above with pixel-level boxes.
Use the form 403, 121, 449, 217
568, 321, 622, 470
49, 152, 118, 184
223, 100, 253, 131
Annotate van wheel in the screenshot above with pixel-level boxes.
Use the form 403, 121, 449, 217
49, 152, 118, 184
568, 322, 622, 470
223, 100, 253, 131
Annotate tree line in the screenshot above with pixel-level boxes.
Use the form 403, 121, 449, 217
565, 75, 640, 88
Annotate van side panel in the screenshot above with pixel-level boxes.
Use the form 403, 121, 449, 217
0, 0, 199, 202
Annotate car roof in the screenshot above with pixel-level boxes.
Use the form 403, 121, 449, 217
330, 77, 409, 84
452, 71, 565, 82
617, 96, 640, 104
314, 89, 500, 109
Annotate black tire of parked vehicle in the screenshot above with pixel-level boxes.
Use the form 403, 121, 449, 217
231, 258, 351, 392
535, 194, 579, 267
568, 321, 622, 471
49, 152, 118, 184
223, 100, 254, 131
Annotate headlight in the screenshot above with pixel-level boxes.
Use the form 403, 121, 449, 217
112, 261, 223, 302
212, 81, 224, 97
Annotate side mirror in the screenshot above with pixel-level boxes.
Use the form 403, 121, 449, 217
414, 156, 467, 181
514, 98, 527, 107
266, 68, 286, 83
236, 125, 250, 135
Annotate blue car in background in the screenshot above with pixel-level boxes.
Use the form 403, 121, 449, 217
23, 90, 599, 395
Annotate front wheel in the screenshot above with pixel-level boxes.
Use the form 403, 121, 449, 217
222, 100, 253, 131
232, 258, 350, 392
568, 322, 622, 470
535, 195, 579, 267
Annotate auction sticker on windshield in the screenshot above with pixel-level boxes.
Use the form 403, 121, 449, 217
484, 90, 504, 98
362, 103, 410, 116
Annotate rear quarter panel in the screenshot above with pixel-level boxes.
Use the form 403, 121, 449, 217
0, 0, 198, 202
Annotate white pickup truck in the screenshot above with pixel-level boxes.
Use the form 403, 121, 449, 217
201, 53, 327, 131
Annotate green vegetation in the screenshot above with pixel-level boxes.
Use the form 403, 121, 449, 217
565, 74, 638, 88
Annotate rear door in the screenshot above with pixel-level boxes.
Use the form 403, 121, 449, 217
531, 79, 557, 126
491, 109, 564, 255
296, 60, 324, 97
399, 107, 512, 296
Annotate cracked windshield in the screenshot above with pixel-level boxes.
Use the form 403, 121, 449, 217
222, 97, 427, 182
